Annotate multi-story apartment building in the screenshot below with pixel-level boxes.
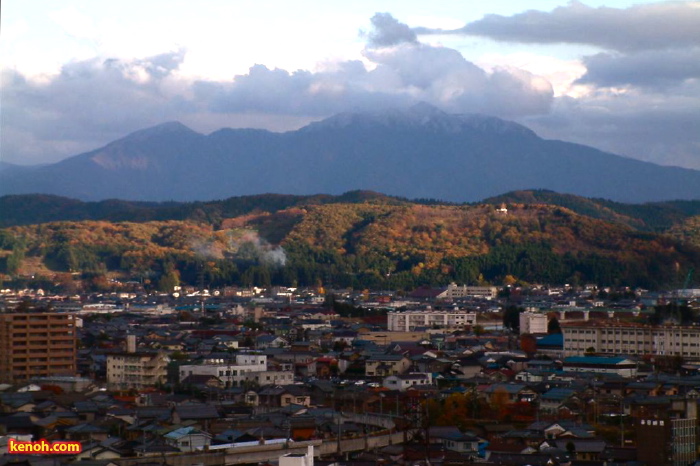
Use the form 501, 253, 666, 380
637, 417, 697, 466
519, 312, 548, 335
562, 321, 700, 359
107, 351, 169, 389
387, 308, 477, 331
0, 312, 77, 383
438, 283, 498, 300
178, 354, 293, 387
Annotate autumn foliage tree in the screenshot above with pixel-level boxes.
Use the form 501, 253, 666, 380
520, 333, 538, 355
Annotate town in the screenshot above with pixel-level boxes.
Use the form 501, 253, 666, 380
2, 281, 700, 466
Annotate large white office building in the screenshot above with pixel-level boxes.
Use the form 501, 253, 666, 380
387, 308, 477, 331
438, 283, 498, 300
179, 353, 294, 387
562, 322, 700, 360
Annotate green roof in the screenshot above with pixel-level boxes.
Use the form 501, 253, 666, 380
564, 356, 630, 365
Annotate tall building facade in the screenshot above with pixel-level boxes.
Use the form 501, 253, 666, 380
0, 312, 77, 383
636, 417, 697, 466
562, 322, 700, 359
387, 309, 477, 331
106, 351, 169, 389
519, 312, 548, 335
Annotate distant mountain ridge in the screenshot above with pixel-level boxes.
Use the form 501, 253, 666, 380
4, 190, 700, 235
4, 194, 700, 290
2, 103, 700, 202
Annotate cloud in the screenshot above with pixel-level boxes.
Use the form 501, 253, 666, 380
418, 1, 700, 52
364, 12, 419, 48
409, 2, 700, 169
201, 14, 553, 119
577, 47, 700, 88
3, 13, 554, 165
2, 11, 697, 171
1, 50, 192, 164
520, 80, 700, 169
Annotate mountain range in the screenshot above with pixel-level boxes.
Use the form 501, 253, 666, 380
3, 190, 700, 290
2, 103, 700, 203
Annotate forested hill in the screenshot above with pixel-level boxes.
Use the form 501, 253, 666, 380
0, 191, 413, 228
4, 190, 700, 232
2, 194, 700, 291
484, 190, 700, 232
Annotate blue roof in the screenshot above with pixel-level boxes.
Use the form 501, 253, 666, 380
541, 388, 576, 400
537, 333, 563, 347
164, 426, 207, 439
564, 356, 628, 365
485, 383, 528, 394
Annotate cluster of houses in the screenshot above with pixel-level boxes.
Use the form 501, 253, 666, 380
2, 283, 700, 465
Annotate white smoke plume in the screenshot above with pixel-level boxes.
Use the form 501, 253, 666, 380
228, 230, 287, 267
189, 237, 225, 260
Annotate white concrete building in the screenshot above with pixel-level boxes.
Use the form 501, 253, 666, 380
107, 351, 169, 389
438, 283, 498, 300
563, 356, 637, 377
179, 354, 293, 387
562, 322, 700, 360
280, 446, 314, 466
383, 373, 433, 391
387, 308, 476, 331
519, 312, 548, 335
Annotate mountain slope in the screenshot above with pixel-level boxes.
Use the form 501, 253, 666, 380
0, 191, 409, 228
2, 104, 700, 202
3, 201, 700, 290
484, 190, 700, 232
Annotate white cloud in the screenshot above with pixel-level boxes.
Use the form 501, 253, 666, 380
475, 53, 587, 97
2, 9, 698, 172
363, 12, 419, 48
419, 1, 700, 52
521, 81, 700, 169
50, 7, 100, 41
578, 47, 700, 88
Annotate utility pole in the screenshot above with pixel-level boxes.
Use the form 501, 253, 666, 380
336, 411, 341, 455
424, 394, 431, 465
620, 398, 625, 447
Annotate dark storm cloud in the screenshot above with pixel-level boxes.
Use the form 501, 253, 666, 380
417, 1, 700, 52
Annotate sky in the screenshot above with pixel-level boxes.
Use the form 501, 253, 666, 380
1, 0, 699, 169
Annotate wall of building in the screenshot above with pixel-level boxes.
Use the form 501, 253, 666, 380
107, 352, 168, 389
563, 323, 700, 360
0, 313, 77, 383
387, 310, 476, 331
519, 312, 548, 335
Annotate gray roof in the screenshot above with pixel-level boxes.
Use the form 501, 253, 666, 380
554, 439, 607, 453
174, 404, 219, 420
